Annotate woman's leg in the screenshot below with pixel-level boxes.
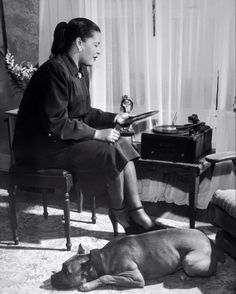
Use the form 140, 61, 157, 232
123, 161, 153, 229
38, 139, 150, 229
107, 160, 154, 230
106, 172, 130, 228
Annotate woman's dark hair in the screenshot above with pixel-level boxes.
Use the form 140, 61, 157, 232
51, 18, 100, 55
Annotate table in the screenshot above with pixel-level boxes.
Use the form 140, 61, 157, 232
135, 155, 212, 229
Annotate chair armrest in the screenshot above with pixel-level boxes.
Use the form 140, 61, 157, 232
205, 151, 236, 163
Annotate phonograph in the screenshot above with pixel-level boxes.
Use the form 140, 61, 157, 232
141, 114, 213, 163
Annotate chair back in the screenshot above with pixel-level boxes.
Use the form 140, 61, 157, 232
5, 108, 18, 165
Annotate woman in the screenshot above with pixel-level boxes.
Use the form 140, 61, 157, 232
13, 17, 157, 234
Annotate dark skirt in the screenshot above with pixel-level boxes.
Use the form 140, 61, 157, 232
29, 137, 140, 181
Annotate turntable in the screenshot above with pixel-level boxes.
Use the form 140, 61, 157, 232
141, 121, 212, 163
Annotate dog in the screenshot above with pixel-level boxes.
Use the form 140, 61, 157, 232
51, 228, 224, 291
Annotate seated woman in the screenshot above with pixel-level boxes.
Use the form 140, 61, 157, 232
13, 17, 157, 235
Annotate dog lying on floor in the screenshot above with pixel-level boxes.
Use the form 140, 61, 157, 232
51, 228, 224, 291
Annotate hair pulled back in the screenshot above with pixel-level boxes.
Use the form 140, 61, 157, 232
51, 18, 100, 56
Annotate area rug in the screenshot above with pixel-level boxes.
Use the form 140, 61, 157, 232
0, 190, 235, 294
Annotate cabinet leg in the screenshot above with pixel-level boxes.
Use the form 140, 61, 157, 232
189, 176, 199, 229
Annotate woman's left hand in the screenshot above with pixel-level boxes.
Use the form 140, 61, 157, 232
115, 113, 133, 126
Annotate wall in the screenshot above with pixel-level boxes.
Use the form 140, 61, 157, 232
0, 0, 39, 155
2, 0, 39, 64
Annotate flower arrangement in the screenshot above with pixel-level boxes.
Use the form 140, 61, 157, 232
5, 50, 37, 91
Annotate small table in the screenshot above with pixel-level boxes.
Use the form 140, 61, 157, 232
135, 155, 212, 228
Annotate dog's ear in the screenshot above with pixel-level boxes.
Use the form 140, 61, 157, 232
78, 243, 86, 255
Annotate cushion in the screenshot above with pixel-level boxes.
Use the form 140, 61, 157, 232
211, 189, 236, 219
207, 202, 236, 237
10, 164, 71, 177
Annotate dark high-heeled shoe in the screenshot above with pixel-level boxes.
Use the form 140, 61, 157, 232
109, 210, 145, 236
108, 206, 131, 236
124, 219, 145, 235
109, 206, 164, 236
125, 221, 166, 235
126, 206, 165, 235
108, 209, 119, 237
108, 207, 144, 236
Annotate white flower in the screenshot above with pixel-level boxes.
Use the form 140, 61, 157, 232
5, 50, 37, 86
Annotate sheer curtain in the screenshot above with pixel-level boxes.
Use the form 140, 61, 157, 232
39, 0, 235, 151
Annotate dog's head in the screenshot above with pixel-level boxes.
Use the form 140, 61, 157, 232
51, 244, 97, 290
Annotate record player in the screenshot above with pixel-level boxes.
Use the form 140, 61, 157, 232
141, 115, 212, 163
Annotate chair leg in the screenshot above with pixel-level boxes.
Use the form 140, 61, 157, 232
91, 195, 97, 224
76, 183, 83, 213
42, 189, 48, 219
63, 191, 71, 251
8, 185, 19, 245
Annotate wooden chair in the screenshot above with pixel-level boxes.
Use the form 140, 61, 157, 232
5, 109, 96, 251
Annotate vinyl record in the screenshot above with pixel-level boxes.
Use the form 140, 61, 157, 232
152, 125, 189, 135
152, 125, 179, 134
124, 110, 159, 125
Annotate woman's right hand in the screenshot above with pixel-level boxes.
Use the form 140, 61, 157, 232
94, 129, 120, 143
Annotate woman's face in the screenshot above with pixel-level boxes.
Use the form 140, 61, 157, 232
79, 31, 101, 66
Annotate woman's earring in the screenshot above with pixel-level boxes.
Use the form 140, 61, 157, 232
75, 38, 83, 53
77, 45, 82, 52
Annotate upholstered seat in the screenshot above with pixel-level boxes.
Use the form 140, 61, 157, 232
210, 189, 236, 219
207, 189, 236, 259
206, 152, 236, 260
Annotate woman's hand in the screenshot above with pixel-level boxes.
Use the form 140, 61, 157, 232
114, 113, 133, 126
94, 128, 120, 143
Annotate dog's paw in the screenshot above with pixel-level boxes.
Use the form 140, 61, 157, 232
78, 283, 91, 292
179, 273, 189, 281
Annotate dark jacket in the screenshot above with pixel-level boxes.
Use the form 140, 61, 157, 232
13, 54, 116, 160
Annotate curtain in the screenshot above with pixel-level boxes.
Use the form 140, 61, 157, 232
39, 0, 235, 151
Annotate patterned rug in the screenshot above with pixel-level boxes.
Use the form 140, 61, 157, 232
0, 189, 235, 294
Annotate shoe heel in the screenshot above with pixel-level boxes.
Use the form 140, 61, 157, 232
108, 210, 119, 237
